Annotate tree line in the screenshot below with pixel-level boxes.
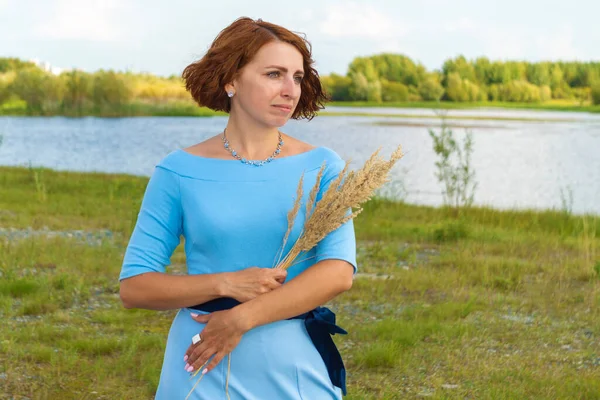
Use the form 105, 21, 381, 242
321, 54, 600, 104
0, 58, 189, 116
1, 54, 600, 116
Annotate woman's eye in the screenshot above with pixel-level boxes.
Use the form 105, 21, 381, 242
294, 76, 303, 84
267, 71, 280, 78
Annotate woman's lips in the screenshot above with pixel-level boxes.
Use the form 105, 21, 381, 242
272, 105, 292, 112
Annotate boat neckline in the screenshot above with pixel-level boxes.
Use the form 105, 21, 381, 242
175, 146, 325, 163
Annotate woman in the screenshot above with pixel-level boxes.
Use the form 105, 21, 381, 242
119, 17, 357, 399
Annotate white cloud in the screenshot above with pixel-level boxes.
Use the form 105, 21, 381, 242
437, 19, 582, 62
298, 9, 315, 21
34, 0, 123, 42
443, 17, 476, 33
480, 27, 527, 60
319, 2, 409, 38
533, 25, 582, 61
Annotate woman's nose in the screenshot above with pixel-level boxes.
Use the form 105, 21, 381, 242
281, 77, 299, 99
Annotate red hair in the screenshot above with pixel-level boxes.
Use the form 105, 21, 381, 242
182, 17, 327, 120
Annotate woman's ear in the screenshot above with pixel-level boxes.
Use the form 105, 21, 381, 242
224, 83, 236, 98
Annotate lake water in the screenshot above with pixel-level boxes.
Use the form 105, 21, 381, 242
1, 107, 599, 214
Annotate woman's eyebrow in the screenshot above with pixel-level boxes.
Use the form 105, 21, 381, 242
264, 65, 304, 75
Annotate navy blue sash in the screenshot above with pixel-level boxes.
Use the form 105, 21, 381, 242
190, 298, 348, 395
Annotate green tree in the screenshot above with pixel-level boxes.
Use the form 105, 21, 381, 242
501, 80, 543, 102
486, 61, 506, 84
591, 83, 600, 105
348, 57, 379, 82
370, 53, 426, 86
442, 55, 477, 84
539, 85, 552, 102
92, 70, 132, 112
0, 78, 10, 104
561, 62, 580, 87
347, 57, 382, 102
549, 65, 565, 90
445, 73, 485, 101
418, 74, 444, 101
321, 73, 351, 101
527, 62, 551, 86
445, 72, 468, 101
502, 62, 527, 83
487, 84, 501, 101
473, 57, 491, 84
62, 70, 93, 116
0, 57, 35, 73
381, 80, 409, 101
10, 67, 65, 114
348, 72, 369, 101
464, 80, 487, 101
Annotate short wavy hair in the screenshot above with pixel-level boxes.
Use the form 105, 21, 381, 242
182, 17, 328, 120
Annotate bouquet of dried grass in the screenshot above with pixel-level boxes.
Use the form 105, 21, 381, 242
273, 144, 404, 270
187, 144, 403, 399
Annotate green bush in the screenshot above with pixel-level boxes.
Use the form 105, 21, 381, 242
321, 73, 351, 101
445, 72, 485, 102
591, 84, 600, 105
418, 76, 444, 101
501, 80, 542, 102
381, 79, 409, 102
432, 220, 470, 242
539, 85, 552, 102
428, 114, 477, 213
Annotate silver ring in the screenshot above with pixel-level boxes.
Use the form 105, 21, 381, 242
192, 333, 202, 345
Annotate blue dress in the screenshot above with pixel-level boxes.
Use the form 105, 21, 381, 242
119, 146, 357, 399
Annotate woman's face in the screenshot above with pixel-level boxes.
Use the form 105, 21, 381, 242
229, 41, 304, 128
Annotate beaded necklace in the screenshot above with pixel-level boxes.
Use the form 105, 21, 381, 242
221, 128, 284, 166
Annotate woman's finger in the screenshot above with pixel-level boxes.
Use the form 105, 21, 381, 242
183, 333, 204, 362
184, 344, 199, 371
190, 312, 211, 323
190, 345, 215, 373
267, 279, 282, 290
271, 268, 287, 281
184, 342, 198, 363
203, 351, 226, 375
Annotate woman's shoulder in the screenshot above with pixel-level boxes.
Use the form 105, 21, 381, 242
282, 135, 344, 164
154, 149, 188, 174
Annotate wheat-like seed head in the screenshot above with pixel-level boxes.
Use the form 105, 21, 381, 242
273, 172, 305, 267
305, 162, 326, 220
276, 145, 404, 270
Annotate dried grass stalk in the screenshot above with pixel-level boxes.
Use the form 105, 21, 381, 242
275, 145, 403, 270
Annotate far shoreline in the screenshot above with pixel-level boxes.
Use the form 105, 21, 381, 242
1, 100, 599, 119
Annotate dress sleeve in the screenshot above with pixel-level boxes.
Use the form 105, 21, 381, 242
314, 158, 358, 275
119, 166, 183, 281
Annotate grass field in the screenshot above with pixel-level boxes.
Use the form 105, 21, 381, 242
0, 166, 599, 399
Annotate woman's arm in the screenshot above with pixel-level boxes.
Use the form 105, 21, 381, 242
120, 267, 287, 310
184, 259, 353, 374
119, 164, 289, 311
120, 272, 226, 310
234, 259, 353, 331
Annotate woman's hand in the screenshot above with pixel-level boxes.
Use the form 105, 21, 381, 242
184, 308, 250, 375
223, 267, 287, 302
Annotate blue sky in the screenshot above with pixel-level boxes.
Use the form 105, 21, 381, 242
1, 0, 598, 77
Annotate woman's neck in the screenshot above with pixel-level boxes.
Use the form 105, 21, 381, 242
224, 118, 281, 160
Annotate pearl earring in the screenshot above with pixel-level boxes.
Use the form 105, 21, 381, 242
227, 91, 234, 98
